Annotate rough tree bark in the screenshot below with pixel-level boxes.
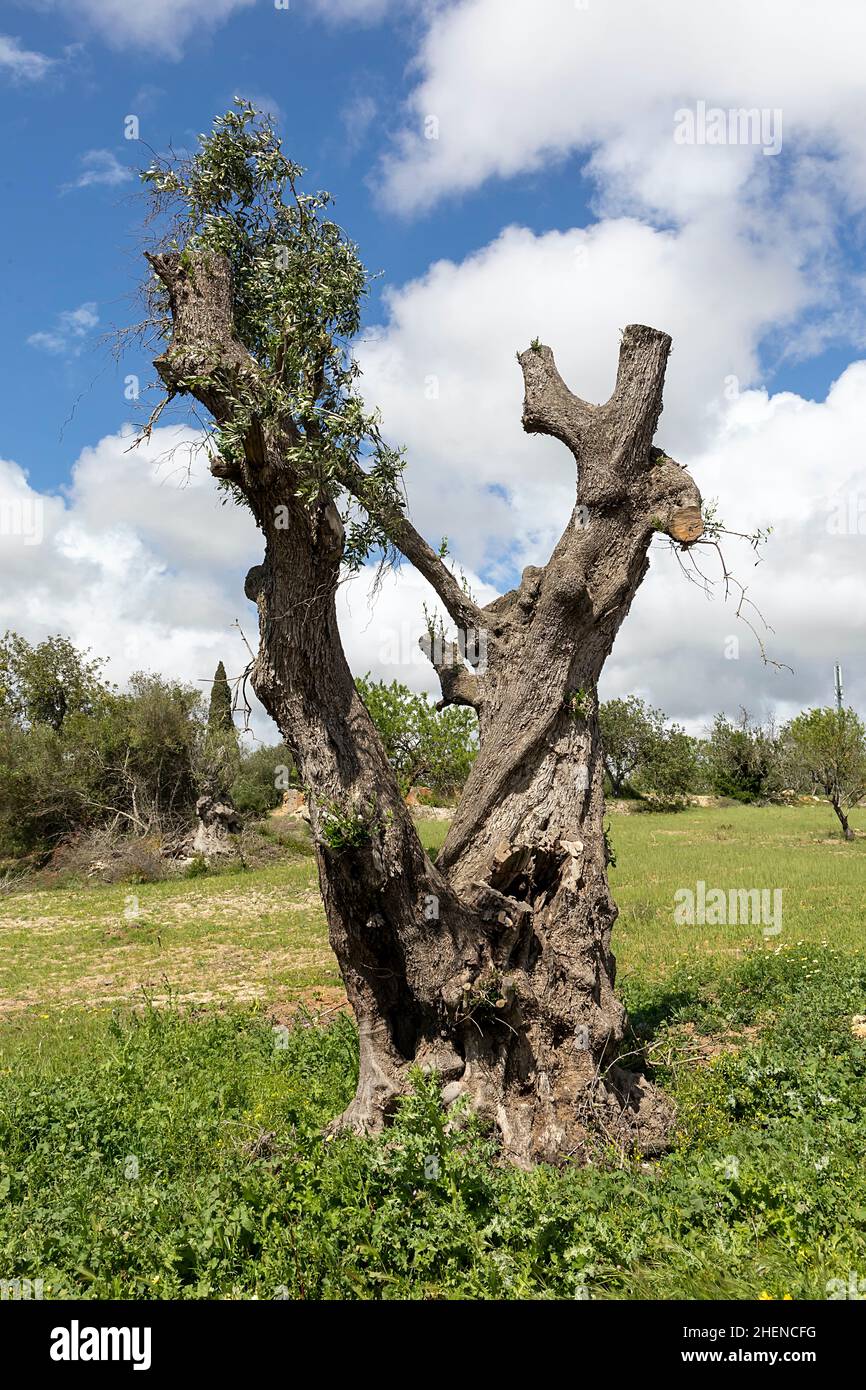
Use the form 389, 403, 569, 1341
149, 248, 703, 1165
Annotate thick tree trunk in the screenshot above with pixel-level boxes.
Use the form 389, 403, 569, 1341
149, 250, 703, 1165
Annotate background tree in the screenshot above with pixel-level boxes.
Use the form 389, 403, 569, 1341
787, 707, 866, 840
208, 660, 234, 733
0, 632, 110, 732
707, 709, 783, 803
0, 635, 118, 857
0, 714, 82, 859
136, 103, 707, 1165
230, 741, 295, 815
636, 724, 700, 807
121, 672, 202, 826
356, 676, 477, 800
598, 695, 664, 795
0, 638, 210, 858
200, 660, 240, 799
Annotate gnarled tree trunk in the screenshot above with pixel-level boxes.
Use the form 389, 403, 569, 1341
150, 247, 702, 1165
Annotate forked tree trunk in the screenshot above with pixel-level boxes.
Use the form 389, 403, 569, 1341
150, 250, 703, 1165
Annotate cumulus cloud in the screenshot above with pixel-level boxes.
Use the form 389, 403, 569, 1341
27, 302, 99, 356
602, 364, 866, 730
0, 427, 263, 722
356, 217, 804, 577
0, 426, 491, 741
345, 0, 866, 724
337, 558, 498, 696
2, 361, 865, 746
379, 0, 866, 218
373, 1, 866, 361
33, 0, 256, 59
62, 149, 133, 192
0, 33, 54, 81
351, 237, 866, 726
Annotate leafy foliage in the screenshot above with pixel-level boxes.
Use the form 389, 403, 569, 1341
356, 675, 477, 800
199, 661, 240, 800
207, 661, 234, 734
141, 100, 406, 570
706, 710, 784, 803
230, 741, 295, 815
599, 696, 665, 796
787, 706, 866, 836
636, 724, 699, 807
0, 634, 235, 859
319, 800, 379, 852
0, 632, 111, 733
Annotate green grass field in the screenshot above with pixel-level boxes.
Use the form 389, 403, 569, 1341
2, 804, 860, 1018
610, 801, 866, 976
0, 803, 864, 1300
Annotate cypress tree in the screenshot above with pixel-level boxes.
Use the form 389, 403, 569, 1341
208, 660, 234, 733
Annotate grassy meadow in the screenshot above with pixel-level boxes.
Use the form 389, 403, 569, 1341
0, 802, 864, 1300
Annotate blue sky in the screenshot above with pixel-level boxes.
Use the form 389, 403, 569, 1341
2, 0, 866, 733
1, 3, 599, 490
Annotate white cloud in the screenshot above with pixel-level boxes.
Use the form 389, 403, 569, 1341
357, 216, 804, 576
345, 0, 866, 726
0, 426, 491, 742
2, 359, 865, 748
0, 34, 54, 81
341, 94, 378, 156
35, 0, 256, 59
0, 427, 264, 724
27, 302, 99, 356
602, 364, 866, 729
62, 149, 133, 192
346, 223, 866, 723
337, 558, 498, 696
379, 0, 866, 218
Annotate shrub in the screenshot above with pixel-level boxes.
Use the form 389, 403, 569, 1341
707, 710, 784, 803
356, 675, 477, 800
230, 742, 295, 815
634, 726, 700, 808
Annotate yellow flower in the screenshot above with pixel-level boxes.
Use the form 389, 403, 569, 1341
758, 1291, 774, 1300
